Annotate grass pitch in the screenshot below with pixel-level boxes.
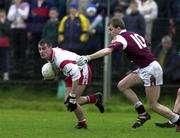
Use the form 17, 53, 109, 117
0, 109, 179, 138
0, 86, 179, 138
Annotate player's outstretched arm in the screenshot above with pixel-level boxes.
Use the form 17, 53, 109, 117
89, 47, 113, 60
77, 48, 113, 66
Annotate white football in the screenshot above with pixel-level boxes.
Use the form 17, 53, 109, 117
41, 62, 56, 80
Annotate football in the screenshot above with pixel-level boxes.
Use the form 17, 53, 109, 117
41, 62, 56, 80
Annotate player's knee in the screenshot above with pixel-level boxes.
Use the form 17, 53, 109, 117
117, 81, 128, 92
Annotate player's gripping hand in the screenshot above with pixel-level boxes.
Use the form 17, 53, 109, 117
64, 93, 77, 112
77, 55, 90, 66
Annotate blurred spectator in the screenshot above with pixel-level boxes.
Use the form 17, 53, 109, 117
153, 35, 180, 82
42, 7, 59, 47
85, 3, 104, 53
58, 1, 90, 55
127, 0, 158, 41
7, 0, 29, 73
92, 0, 119, 15
124, 0, 145, 37
27, 0, 53, 73
85, 3, 104, 76
113, 6, 125, 19
76, 0, 90, 13
51, 0, 66, 20
168, 0, 180, 39
0, 9, 11, 80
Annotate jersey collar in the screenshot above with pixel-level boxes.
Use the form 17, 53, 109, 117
119, 29, 127, 34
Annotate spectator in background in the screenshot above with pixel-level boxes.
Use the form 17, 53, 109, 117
85, 3, 104, 54
0, 9, 11, 80
92, 0, 119, 15
58, 1, 90, 55
124, 0, 145, 37
42, 7, 59, 47
27, 0, 53, 74
168, 0, 180, 43
85, 3, 104, 76
7, 0, 29, 75
76, 0, 90, 13
127, 0, 158, 41
51, 0, 66, 20
113, 6, 125, 19
153, 35, 180, 83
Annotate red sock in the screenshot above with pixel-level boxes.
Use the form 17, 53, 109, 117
87, 95, 96, 103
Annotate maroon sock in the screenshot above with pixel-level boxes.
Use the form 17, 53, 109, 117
87, 95, 96, 103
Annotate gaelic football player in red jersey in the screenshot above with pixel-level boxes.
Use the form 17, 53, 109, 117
38, 39, 104, 129
77, 17, 180, 131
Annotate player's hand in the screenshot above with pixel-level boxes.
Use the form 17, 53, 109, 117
64, 93, 77, 112
77, 55, 90, 66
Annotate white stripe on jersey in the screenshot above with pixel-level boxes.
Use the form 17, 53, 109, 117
114, 35, 128, 50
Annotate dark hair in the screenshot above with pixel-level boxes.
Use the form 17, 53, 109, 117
38, 39, 52, 47
113, 6, 124, 13
108, 17, 125, 29
49, 7, 59, 13
0, 9, 6, 13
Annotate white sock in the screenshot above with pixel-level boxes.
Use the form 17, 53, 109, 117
134, 101, 143, 108
170, 113, 180, 123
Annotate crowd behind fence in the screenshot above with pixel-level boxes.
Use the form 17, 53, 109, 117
0, 0, 180, 86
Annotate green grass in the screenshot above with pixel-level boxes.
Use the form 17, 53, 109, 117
0, 86, 179, 137
0, 109, 179, 138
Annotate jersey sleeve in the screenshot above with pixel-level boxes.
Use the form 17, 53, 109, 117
108, 35, 127, 51
108, 41, 123, 51
63, 64, 81, 81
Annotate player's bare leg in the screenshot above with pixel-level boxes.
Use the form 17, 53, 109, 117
78, 93, 104, 113
145, 86, 180, 131
155, 88, 180, 129
117, 73, 151, 128
65, 86, 87, 129
174, 88, 180, 114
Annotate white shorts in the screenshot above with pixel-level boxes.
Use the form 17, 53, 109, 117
133, 61, 163, 86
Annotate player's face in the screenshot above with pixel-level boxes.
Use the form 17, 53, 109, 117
38, 43, 52, 60
108, 24, 121, 36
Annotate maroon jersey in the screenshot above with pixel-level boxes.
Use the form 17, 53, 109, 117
108, 29, 156, 68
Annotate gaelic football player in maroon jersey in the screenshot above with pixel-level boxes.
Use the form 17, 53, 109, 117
77, 17, 180, 131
